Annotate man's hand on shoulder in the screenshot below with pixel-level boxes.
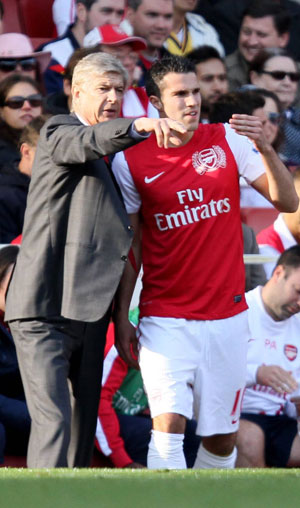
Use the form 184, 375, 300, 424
133, 117, 187, 149
229, 114, 272, 154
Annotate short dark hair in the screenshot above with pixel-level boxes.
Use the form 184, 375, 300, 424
249, 47, 296, 75
209, 90, 264, 124
145, 55, 196, 98
64, 46, 102, 83
242, 0, 291, 36
276, 246, 300, 272
187, 45, 223, 65
75, 0, 101, 10
0, 246, 19, 285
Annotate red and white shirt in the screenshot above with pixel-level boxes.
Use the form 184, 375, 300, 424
112, 123, 265, 320
257, 214, 296, 279
243, 286, 300, 416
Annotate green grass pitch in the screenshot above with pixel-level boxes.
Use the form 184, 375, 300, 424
1, 469, 300, 508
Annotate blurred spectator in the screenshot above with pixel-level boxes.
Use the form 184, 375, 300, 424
39, 0, 126, 94
226, 1, 290, 92
257, 168, 300, 278
0, 116, 47, 244
0, 75, 43, 167
209, 89, 280, 208
0, 245, 30, 464
0, 33, 51, 88
249, 48, 300, 165
187, 45, 228, 122
52, 0, 76, 36
165, 0, 224, 57
194, 0, 300, 60
121, 0, 174, 86
84, 25, 158, 117
95, 313, 201, 468
236, 246, 300, 468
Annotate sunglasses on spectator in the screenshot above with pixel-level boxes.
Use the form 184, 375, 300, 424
3, 94, 43, 109
0, 58, 37, 73
261, 70, 300, 82
267, 112, 282, 125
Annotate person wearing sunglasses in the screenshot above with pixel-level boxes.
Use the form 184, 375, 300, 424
0, 33, 51, 87
249, 47, 300, 165
0, 75, 43, 167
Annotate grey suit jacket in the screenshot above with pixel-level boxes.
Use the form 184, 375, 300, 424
5, 114, 143, 322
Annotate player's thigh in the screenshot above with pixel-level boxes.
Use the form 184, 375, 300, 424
236, 419, 265, 467
194, 311, 249, 437
138, 317, 198, 421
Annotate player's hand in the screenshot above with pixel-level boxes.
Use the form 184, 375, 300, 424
256, 365, 298, 394
123, 462, 146, 469
114, 315, 139, 369
133, 117, 187, 148
229, 114, 271, 153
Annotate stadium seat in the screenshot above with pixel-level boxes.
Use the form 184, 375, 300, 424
2, 0, 56, 37
2, 0, 24, 33
240, 207, 279, 235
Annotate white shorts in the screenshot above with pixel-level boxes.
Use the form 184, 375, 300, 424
138, 312, 249, 436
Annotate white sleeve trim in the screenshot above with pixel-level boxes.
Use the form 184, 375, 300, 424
224, 124, 266, 184
112, 151, 141, 213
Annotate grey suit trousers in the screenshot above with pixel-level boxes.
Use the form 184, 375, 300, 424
10, 312, 110, 468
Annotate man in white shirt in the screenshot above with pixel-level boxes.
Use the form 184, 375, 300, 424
237, 245, 300, 467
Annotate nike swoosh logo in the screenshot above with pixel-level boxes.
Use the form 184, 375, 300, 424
144, 172, 165, 184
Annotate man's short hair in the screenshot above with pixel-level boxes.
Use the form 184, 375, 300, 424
209, 90, 264, 124
242, 0, 291, 36
64, 47, 102, 83
75, 0, 100, 10
72, 52, 128, 89
276, 246, 300, 272
19, 115, 49, 148
127, 0, 142, 9
145, 55, 196, 98
187, 45, 223, 65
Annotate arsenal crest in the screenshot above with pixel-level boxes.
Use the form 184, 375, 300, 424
192, 145, 226, 175
284, 344, 298, 361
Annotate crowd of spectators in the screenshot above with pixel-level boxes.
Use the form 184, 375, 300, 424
1, 0, 300, 469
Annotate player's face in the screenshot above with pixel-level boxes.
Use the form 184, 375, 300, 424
250, 56, 298, 109
72, 72, 125, 125
157, 72, 201, 132
239, 15, 288, 63
271, 266, 300, 320
127, 0, 173, 50
86, 0, 126, 32
195, 58, 228, 105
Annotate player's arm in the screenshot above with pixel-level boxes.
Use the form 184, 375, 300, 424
113, 213, 142, 369
229, 114, 298, 212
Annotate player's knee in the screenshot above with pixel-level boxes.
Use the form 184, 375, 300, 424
153, 413, 186, 434
202, 432, 237, 456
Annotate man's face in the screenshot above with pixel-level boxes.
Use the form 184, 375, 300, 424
269, 265, 300, 321
239, 15, 289, 63
153, 71, 201, 131
72, 71, 125, 125
195, 58, 228, 106
85, 0, 126, 32
101, 44, 138, 85
127, 0, 174, 50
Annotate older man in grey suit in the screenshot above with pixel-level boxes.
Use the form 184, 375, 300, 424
5, 52, 186, 468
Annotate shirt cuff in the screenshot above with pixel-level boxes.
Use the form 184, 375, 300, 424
129, 123, 150, 139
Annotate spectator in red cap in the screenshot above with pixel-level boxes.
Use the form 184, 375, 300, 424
39, 0, 126, 94
84, 25, 158, 118
0, 33, 51, 88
